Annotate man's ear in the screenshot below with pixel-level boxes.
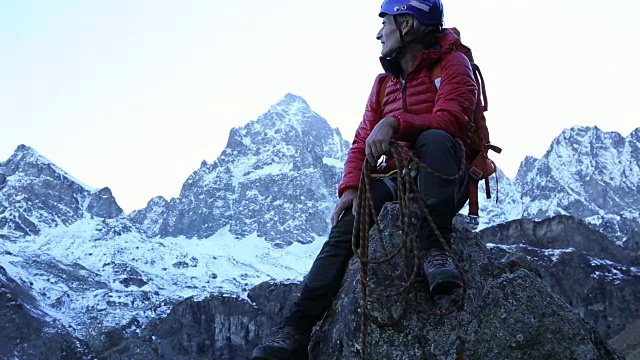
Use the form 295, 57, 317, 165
401, 18, 414, 37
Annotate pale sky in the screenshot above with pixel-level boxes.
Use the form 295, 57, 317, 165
2, 0, 639, 213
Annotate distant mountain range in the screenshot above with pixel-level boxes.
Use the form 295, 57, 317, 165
1, 93, 638, 358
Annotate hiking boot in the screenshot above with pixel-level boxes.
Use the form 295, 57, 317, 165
252, 325, 310, 360
423, 248, 463, 295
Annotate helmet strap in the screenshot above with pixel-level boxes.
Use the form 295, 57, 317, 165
387, 15, 408, 61
392, 15, 406, 47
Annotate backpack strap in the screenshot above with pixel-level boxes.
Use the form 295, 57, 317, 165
467, 62, 502, 226
471, 63, 488, 112
434, 33, 504, 228
468, 181, 480, 225
430, 58, 490, 226
467, 155, 499, 218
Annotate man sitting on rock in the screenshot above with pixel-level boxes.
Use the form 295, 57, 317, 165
252, 0, 477, 359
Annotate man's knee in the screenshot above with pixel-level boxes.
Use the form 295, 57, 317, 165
415, 129, 454, 148
414, 130, 460, 166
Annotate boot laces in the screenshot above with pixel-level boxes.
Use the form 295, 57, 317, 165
267, 326, 304, 348
425, 249, 452, 269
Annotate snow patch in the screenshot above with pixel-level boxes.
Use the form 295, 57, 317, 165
322, 157, 344, 169
0, 217, 326, 338
245, 163, 293, 179
589, 256, 629, 283
485, 243, 575, 263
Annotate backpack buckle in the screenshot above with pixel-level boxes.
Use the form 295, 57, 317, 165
467, 215, 479, 230
467, 122, 475, 133
469, 167, 483, 180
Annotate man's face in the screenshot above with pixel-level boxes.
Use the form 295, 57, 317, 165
376, 14, 401, 57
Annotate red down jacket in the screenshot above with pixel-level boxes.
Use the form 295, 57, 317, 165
337, 28, 478, 198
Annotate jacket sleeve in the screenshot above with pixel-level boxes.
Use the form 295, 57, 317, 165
337, 74, 387, 198
392, 51, 477, 142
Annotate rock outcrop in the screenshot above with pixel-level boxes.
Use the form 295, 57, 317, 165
90, 282, 301, 360
480, 215, 640, 348
309, 204, 624, 360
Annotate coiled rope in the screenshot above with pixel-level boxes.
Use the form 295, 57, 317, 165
351, 141, 468, 360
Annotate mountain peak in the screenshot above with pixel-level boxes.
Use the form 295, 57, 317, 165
221, 92, 329, 149
3, 144, 96, 192
9, 144, 50, 165
558, 125, 602, 140
15, 144, 36, 153
549, 126, 626, 157
274, 92, 309, 106
267, 93, 312, 117
556, 125, 630, 142
515, 155, 539, 181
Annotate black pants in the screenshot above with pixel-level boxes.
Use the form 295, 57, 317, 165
283, 129, 469, 333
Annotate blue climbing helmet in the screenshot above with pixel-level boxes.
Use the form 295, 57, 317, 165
379, 0, 444, 27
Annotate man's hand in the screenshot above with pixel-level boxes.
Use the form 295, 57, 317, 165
331, 189, 358, 226
365, 117, 399, 166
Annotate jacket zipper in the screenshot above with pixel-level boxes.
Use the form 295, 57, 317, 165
401, 81, 408, 112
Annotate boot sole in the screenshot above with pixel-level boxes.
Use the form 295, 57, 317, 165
427, 269, 463, 295
253, 355, 308, 360
252, 348, 309, 360
430, 277, 463, 295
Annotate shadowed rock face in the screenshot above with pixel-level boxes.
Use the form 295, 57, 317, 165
86, 187, 123, 219
480, 215, 640, 344
0, 267, 91, 360
309, 204, 624, 360
479, 215, 633, 265
89, 282, 303, 360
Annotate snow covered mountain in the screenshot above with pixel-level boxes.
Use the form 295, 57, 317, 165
473, 126, 640, 246
0, 94, 349, 341
0, 92, 638, 349
0, 145, 122, 241
130, 93, 350, 248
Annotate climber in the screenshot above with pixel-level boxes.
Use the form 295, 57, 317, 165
252, 0, 477, 359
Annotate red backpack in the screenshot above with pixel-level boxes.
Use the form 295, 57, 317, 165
379, 27, 502, 228
444, 28, 502, 227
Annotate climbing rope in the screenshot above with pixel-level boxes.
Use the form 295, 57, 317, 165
351, 141, 468, 360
